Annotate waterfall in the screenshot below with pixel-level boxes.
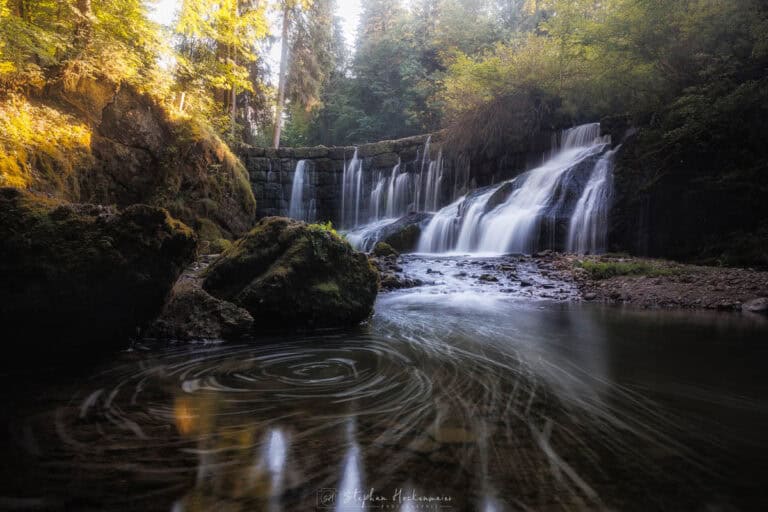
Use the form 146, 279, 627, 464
341, 149, 363, 228
567, 148, 618, 254
288, 160, 308, 221
339, 138, 457, 231
385, 162, 400, 217
423, 149, 443, 212
418, 123, 614, 254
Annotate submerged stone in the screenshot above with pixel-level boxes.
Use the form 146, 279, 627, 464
744, 297, 768, 314
203, 217, 379, 331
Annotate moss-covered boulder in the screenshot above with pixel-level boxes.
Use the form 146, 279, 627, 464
203, 217, 379, 331
372, 242, 399, 258
0, 187, 197, 352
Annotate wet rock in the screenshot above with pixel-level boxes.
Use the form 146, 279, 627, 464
380, 212, 434, 253
484, 182, 516, 213
203, 217, 379, 331
380, 274, 401, 290
715, 300, 741, 311
371, 152, 400, 168
478, 274, 499, 283
520, 280, 533, 287
380, 275, 424, 290
372, 242, 399, 258
292, 146, 329, 159
0, 187, 197, 352
583, 292, 598, 301
148, 279, 253, 341
744, 298, 768, 314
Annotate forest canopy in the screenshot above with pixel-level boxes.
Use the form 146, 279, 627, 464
1, 0, 767, 147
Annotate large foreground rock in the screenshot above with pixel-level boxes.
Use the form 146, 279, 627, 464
203, 217, 379, 331
0, 188, 197, 352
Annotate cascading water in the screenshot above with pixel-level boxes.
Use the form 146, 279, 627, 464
418, 123, 614, 254
339, 137, 463, 233
567, 148, 618, 254
288, 160, 308, 221
341, 150, 363, 228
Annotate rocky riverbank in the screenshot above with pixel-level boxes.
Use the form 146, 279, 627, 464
370, 248, 768, 314
552, 253, 768, 312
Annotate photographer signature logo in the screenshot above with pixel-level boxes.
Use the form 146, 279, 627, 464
317, 488, 338, 508
317, 487, 454, 510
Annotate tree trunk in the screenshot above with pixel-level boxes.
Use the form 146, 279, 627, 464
273, 5, 291, 149
230, 1, 238, 138
9, 0, 23, 19
231, 71, 237, 138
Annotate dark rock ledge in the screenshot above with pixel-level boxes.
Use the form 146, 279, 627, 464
0, 187, 197, 357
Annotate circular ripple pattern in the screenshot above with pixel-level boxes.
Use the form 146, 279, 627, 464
34, 334, 450, 509
6, 258, 757, 512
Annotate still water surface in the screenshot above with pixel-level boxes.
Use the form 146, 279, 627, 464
1, 256, 767, 511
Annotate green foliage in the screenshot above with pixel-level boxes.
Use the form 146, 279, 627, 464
302, 0, 546, 145
0, 0, 168, 94
0, 95, 92, 192
307, 220, 344, 241
174, 0, 271, 142
576, 259, 680, 280
287, 0, 334, 111
441, 0, 768, 127
304, 0, 443, 144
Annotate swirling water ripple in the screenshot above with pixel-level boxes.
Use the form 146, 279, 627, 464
2, 257, 768, 512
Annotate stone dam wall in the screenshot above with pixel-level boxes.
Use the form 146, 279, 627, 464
240, 129, 587, 226
241, 134, 431, 223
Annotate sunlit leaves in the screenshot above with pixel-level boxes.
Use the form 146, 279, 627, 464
441, 0, 768, 123
0, 95, 92, 189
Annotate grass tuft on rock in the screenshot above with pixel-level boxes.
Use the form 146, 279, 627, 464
576, 259, 681, 280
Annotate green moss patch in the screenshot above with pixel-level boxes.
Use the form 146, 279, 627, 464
576, 259, 682, 280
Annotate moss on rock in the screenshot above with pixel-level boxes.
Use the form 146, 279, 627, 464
2, 81, 257, 246
383, 224, 422, 253
372, 242, 399, 258
0, 187, 197, 353
203, 217, 379, 331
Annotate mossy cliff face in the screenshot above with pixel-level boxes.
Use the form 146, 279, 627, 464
0, 187, 197, 351
1, 77, 257, 248
609, 89, 768, 268
203, 217, 380, 331
82, 84, 256, 241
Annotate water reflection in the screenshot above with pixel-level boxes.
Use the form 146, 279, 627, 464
336, 419, 364, 512
1, 258, 767, 511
